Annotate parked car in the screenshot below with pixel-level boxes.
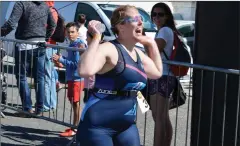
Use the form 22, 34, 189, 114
175, 20, 195, 56
173, 13, 184, 20
51, 2, 155, 43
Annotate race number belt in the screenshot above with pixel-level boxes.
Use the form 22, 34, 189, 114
89, 88, 138, 97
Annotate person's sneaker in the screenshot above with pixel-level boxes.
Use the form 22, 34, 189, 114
59, 128, 77, 137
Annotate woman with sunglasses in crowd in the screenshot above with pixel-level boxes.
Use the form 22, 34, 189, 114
77, 5, 162, 146
148, 2, 179, 146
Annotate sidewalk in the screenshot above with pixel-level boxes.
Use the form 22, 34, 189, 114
1, 109, 71, 146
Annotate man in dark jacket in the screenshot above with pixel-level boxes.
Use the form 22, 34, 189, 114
1, 1, 56, 115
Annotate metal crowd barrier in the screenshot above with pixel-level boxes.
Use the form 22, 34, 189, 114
0, 37, 85, 128
0, 37, 239, 146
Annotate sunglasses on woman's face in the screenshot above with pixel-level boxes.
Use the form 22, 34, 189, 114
152, 12, 165, 17
121, 15, 143, 23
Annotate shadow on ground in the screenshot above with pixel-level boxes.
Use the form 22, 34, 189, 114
1, 124, 70, 146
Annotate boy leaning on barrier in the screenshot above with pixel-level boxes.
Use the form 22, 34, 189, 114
52, 22, 86, 137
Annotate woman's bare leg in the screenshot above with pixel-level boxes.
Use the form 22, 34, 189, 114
150, 93, 172, 146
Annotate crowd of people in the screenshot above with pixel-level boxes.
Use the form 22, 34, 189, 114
1, 1, 182, 146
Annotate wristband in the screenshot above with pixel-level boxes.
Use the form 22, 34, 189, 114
93, 33, 102, 40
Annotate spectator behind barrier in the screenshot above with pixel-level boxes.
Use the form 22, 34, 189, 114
77, 13, 88, 46
43, 0, 58, 112
52, 22, 86, 137
1, 1, 56, 116
76, 5, 163, 146
148, 2, 180, 146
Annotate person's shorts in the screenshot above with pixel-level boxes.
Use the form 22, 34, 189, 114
67, 81, 84, 103
148, 75, 176, 98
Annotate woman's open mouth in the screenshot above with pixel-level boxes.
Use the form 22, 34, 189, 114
135, 28, 142, 34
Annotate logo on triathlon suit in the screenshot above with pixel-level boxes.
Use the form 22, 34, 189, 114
97, 89, 117, 95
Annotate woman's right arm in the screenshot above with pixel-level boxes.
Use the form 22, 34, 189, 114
78, 38, 109, 78
78, 20, 110, 77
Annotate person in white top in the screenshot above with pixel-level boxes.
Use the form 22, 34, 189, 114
77, 14, 88, 45
148, 2, 180, 146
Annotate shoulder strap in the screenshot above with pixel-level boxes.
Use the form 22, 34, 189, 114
96, 39, 125, 77
163, 31, 178, 61
135, 49, 142, 64
110, 40, 125, 64
163, 49, 170, 60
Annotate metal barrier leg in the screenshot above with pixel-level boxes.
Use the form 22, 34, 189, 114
67, 135, 79, 146
0, 112, 5, 118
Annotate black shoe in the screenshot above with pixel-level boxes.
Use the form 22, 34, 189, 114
15, 109, 34, 118
35, 110, 44, 116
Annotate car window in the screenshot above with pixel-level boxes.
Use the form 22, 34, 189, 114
178, 24, 194, 37
138, 8, 156, 32
98, 4, 156, 32
74, 3, 111, 36
173, 13, 184, 20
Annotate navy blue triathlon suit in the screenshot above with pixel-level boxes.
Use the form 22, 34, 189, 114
76, 40, 147, 146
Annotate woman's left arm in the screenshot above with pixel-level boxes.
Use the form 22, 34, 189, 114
136, 36, 163, 79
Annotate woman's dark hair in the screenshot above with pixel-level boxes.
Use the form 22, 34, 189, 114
150, 2, 178, 33
78, 14, 86, 24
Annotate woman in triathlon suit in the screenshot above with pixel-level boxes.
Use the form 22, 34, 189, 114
77, 5, 163, 146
